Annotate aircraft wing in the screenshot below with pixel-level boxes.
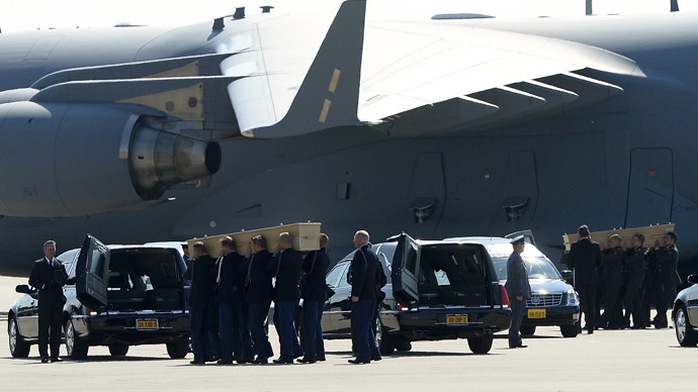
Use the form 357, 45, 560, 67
227, 0, 646, 138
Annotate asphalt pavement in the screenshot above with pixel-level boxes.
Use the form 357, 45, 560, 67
1, 276, 693, 392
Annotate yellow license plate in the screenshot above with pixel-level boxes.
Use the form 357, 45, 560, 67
528, 309, 546, 319
136, 319, 158, 329
447, 314, 468, 325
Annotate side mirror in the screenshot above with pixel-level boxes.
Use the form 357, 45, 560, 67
561, 270, 574, 285
687, 274, 698, 285
15, 284, 35, 294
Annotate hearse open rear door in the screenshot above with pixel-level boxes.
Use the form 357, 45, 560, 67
391, 232, 420, 306
76, 235, 111, 309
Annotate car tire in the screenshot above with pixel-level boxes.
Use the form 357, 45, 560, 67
394, 339, 412, 352
8, 316, 30, 358
375, 318, 395, 355
167, 337, 190, 359
108, 343, 129, 356
65, 320, 89, 359
674, 305, 698, 347
467, 334, 494, 354
560, 323, 580, 338
520, 325, 536, 336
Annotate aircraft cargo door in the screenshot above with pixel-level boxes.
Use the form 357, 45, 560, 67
624, 148, 674, 227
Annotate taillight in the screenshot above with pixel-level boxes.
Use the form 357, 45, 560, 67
499, 284, 510, 308
397, 303, 409, 312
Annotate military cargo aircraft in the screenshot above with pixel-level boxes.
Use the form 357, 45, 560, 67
0, 0, 696, 277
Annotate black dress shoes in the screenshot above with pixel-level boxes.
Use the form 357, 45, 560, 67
40, 357, 49, 363
316, 356, 326, 362
253, 357, 269, 365
509, 344, 527, 349
272, 358, 293, 365
348, 358, 370, 364
217, 359, 234, 365
296, 357, 316, 364
50, 357, 63, 362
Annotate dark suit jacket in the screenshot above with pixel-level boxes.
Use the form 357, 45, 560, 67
29, 257, 73, 304
273, 248, 303, 303
567, 237, 603, 286
349, 245, 379, 300
216, 252, 247, 303
183, 254, 217, 307
505, 251, 532, 300
301, 248, 331, 301
244, 250, 274, 304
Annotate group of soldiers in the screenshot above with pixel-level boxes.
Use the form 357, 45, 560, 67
184, 231, 331, 365
565, 225, 680, 333
184, 229, 384, 365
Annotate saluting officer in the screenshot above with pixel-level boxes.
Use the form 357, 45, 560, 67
623, 234, 648, 329
505, 236, 532, 349
598, 234, 625, 329
650, 232, 679, 329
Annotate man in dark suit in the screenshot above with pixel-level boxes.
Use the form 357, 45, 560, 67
29, 240, 75, 363
272, 232, 304, 364
623, 233, 648, 329
298, 233, 331, 364
183, 242, 217, 365
566, 224, 603, 334
348, 230, 381, 364
215, 236, 252, 364
598, 234, 625, 329
505, 236, 532, 349
244, 235, 275, 364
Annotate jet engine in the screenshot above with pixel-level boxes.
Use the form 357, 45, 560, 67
0, 101, 220, 217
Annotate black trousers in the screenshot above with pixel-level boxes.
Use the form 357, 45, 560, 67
576, 284, 598, 331
38, 299, 64, 359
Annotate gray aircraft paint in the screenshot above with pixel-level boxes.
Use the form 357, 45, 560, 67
0, 2, 696, 278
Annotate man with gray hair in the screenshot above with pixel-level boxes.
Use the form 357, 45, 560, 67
29, 240, 74, 363
348, 230, 381, 364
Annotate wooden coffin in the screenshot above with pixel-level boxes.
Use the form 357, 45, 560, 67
562, 223, 675, 251
187, 222, 322, 258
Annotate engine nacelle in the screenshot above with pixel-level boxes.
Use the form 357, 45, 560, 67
0, 101, 220, 217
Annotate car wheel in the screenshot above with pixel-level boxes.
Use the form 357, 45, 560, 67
467, 334, 494, 354
520, 325, 536, 336
65, 320, 89, 359
8, 317, 30, 358
394, 339, 412, 352
108, 343, 129, 356
674, 305, 698, 347
375, 318, 395, 355
560, 323, 580, 338
167, 337, 190, 359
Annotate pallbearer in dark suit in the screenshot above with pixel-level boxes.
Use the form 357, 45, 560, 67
244, 235, 275, 364
566, 224, 603, 334
29, 240, 75, 363
623, 234, 648, 329
348, 230, 381, 364
298, 233, 331, 364
505, 236, 532, 349
598, 234, 625, 329
272, 232, 304, 364
215, 236, 252, 364
183, 242, 217, 365
650, 231, 679, 329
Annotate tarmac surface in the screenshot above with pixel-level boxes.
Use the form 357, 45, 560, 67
1, 275, 694, 392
